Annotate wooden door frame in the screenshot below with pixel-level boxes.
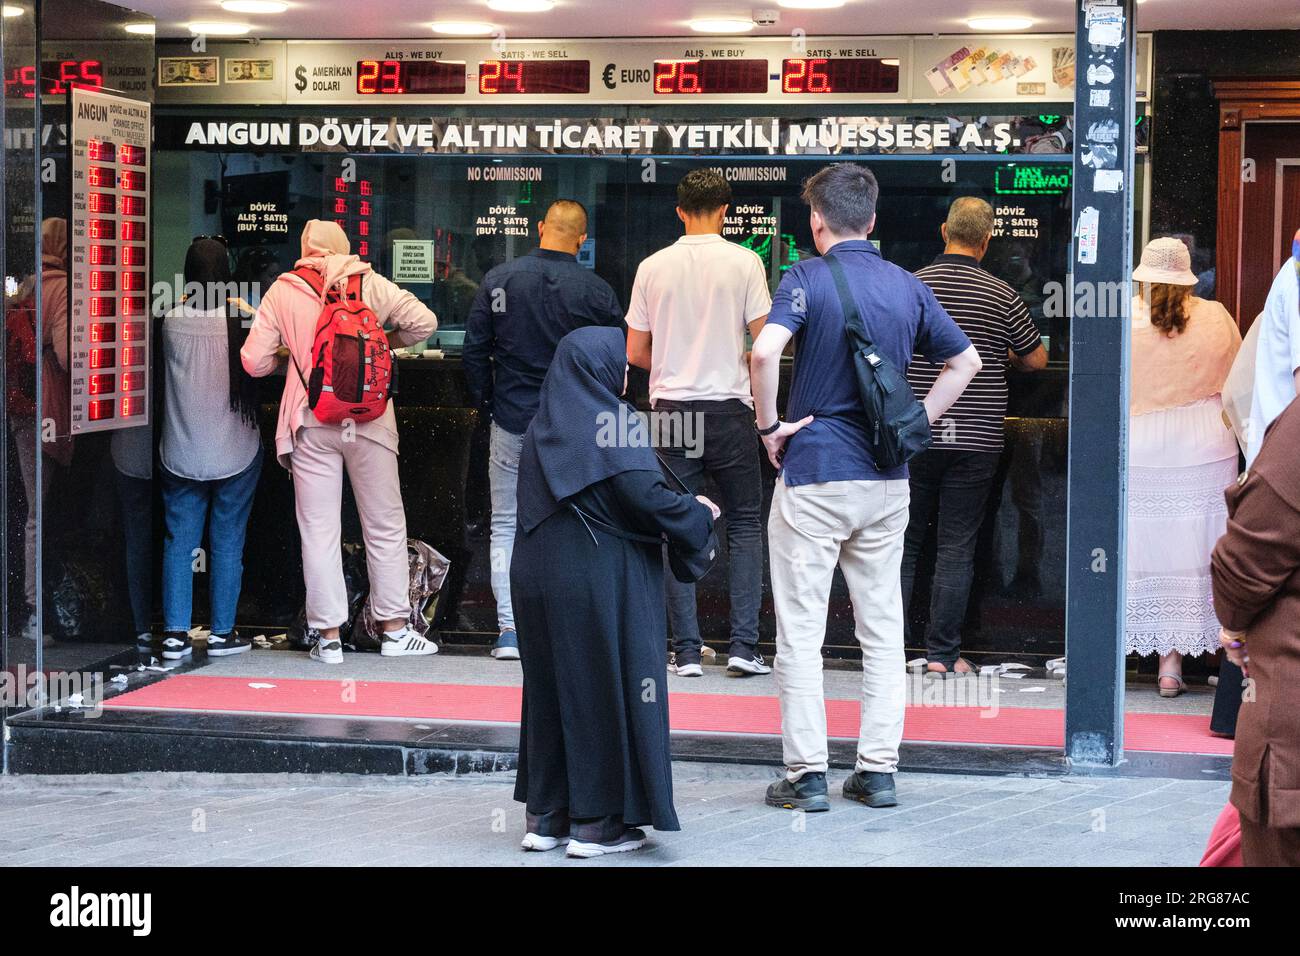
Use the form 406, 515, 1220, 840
1214, 78, 1300, 323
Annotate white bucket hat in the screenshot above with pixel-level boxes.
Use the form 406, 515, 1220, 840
1133, 237, 1198, 286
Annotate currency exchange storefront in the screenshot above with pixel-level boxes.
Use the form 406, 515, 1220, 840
7, 5, 1242, 776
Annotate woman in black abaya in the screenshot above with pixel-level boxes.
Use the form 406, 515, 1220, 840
511, 326, 718, 858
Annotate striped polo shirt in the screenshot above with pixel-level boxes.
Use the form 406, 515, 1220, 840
908, 254, 1042, 453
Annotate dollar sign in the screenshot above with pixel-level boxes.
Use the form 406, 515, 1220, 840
294, 64, 307, 93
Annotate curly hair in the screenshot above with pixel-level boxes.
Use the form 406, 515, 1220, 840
1144, 282, 1192, 336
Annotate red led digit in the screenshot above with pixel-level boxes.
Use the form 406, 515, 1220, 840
118, 144, 146, 166
118, 195, 146, 217
380, 60, 403, 94
121, 372, 143, 392
89, 323, 117, 343
357, 59, 380, 95
89, 297, 116, 318
357, 221, 369, 237
89, 347, 115, 369
121, 347, 144, 367
89, 270, 116, 292
120, 221, 144, 241
360, 181, 373, 196
120, 396, 142, 417
88, 193, 113, 214
119, 169, 145, 192
88, 219, 116, 241
121, 272, 146, 292
88, 373, 116, 395
86, 166, 114, 188
358, 240, 369, 257
87, 399, 114, 421
87, 139, 115, 162
359, 200, 372, 216
121, 246, 145, 267
479, 60, 502, 94
120, 298, 146, 318
89, 245, 116, 266
334, 177, 349, 193
121, 322, 145, 341
334, 198, 348, 214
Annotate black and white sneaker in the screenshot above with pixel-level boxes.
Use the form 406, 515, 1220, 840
672, 650, 703, 678
160, 632, 192, 661
566, 828, 647, 859
727, 646, 772, 676
310, 636, 344, 665
206, 631, 252, 656
379, 626, 438, 657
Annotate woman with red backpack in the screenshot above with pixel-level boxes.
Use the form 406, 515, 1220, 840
242, 220, 438, 664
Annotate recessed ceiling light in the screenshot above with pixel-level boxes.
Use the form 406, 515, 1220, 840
967, 16, 1035, 31
777, 0, 845, 9
187, 21, 253, 36
487, 0, 556, 12
689, 17, 756, 33
430, 20, 497, 35
2, 4, 24, 17
124, 22, 155, 34
220, 0, 288, 13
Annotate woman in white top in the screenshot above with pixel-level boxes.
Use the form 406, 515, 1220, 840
158, 238, 265, 661
1126, 237, 1242, 696
241, 220, 438, 664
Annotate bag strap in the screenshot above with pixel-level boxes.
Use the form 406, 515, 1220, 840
824, 253, 879, 354
291, 266, 329, 299
569, 503, 661, 547
344, 272, 364, 303
654, 452, 697, 496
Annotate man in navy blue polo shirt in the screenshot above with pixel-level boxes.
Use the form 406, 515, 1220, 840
750, 163, 981, 812
463, 200, 624, 661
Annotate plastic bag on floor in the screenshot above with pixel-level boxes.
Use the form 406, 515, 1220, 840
285, 543, 369, 650
348, 539, 451, 652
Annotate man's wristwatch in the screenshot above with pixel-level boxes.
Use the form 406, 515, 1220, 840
756, 419, 781, 437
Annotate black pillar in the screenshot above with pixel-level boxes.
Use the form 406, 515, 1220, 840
1064, 0, 1137, 766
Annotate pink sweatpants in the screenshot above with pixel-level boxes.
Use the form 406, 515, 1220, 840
290, 426, 411, 630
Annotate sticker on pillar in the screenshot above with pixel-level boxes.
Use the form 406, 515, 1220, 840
1085, 2, 1124, 50
1086, 63, 1115, 87
1076, 206, 1100, 265
1094, 170, 1124, 193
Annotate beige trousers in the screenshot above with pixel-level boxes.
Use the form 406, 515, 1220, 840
290, 426, 411, 630
769, 478, 911, 780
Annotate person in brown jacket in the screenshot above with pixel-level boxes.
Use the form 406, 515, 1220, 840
1211, 398, 1300, 866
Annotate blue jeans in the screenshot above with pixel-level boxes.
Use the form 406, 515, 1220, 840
161, 452, 262, 635
489, 421, 525, 632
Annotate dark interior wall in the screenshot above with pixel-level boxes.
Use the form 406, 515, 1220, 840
1149, 30, 1300, 295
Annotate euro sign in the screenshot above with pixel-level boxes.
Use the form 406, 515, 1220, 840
602, 63, 616, 90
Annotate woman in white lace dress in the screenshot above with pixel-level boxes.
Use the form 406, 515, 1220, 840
1126, 238, 1241, 697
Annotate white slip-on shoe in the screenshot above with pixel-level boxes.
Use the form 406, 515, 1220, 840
566, 828, 647, 859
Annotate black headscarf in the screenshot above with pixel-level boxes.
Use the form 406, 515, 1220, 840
182, 238, 261, 428
517, 326, 655, 533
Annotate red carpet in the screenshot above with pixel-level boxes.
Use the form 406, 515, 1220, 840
104, 674, 1232, 755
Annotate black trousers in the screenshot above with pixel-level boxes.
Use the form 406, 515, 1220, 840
899, 448, 1000, 666
653, 398, 763, 657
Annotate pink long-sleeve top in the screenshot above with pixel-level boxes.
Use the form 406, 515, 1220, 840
241, 270, 438, 468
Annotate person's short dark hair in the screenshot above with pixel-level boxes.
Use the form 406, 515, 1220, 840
676, 168, 732, 215
800, 163, 879, 235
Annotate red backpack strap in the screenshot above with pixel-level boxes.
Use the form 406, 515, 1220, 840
291, 266, 331, 300
344, 273, 364, 302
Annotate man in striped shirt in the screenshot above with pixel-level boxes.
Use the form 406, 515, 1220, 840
901, 197, 1047, 676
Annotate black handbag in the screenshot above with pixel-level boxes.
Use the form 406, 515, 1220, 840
824, 253, 933, 469
569, 457, 719, 585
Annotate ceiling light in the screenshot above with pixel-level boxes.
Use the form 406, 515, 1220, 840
220, 1, 288, 12
430, 20, 497, 35
967, 16, 1035, 31
2, 4, 24, 17
187, 21, 253, 36
124, 22, 155, 34
689, 17, 756, 33
487, 0, 556, 12
777, 0, 845, 9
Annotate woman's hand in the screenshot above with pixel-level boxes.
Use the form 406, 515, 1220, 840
759, 415, 815, 469
1219, 627, 1249, 670
696, 495, 721, 521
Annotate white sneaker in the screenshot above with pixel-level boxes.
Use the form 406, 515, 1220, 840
310, 637, 344, 665
379, 627, 438, 657
674, 662, 703, 677
521, 832, 570, 852
566, 828, 647, 858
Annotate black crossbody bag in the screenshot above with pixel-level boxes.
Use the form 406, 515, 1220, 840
824, 254, 933, 469
569, 454, 719, 584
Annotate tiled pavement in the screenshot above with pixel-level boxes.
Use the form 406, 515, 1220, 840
0, 763, 1228, 866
